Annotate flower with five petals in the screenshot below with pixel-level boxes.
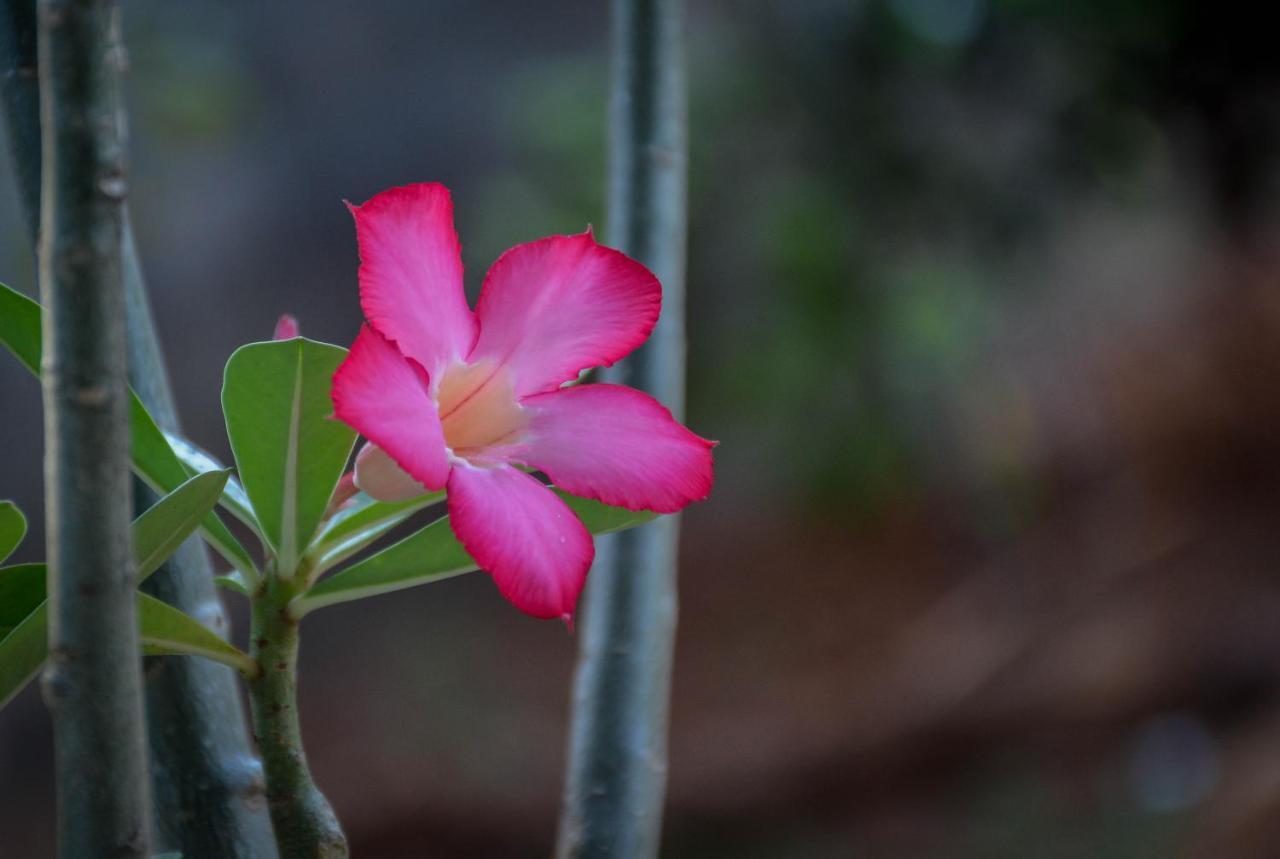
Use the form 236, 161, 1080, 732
331, 183, 714, 621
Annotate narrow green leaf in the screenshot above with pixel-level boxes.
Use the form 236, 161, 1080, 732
131, 397, 258, 583
0, 283, 258, 583
560, 493, 658, 537
0, 501, 26, 564
0, 471, 242, 708
296, 515, 468, 614
0, 281, 41, 373
163, 431, 259, 533
222, 338, 356, 575
294, 492, 656, 616
137, 592, 255, 677
0, 563, 44, 639
0, 605, 46, 709
307, 491, 443, 575
134, 469, 231, 580
214, 571, 252, 597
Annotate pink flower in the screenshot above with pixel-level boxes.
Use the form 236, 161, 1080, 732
331, 183, 714, 620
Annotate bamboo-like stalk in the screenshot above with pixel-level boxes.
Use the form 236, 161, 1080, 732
37, 1, 152, 855
2, 4, 275, 855
556, 1, 688, 856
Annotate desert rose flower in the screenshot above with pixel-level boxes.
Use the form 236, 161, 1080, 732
331, 183, 713, 620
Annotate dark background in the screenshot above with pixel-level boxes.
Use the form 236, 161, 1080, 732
5, 1, 1280, 856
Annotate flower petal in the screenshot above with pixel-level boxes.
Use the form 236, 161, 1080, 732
446, 464, 593, 620
353, 442, 428, 502
332, 325, 450, 491
350, 182, 477, 373
469, 231, 661, 396
272, 313, 299, 340
517, 384, 714, 514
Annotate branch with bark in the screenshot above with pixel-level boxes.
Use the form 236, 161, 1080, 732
37, 0, 152, 854
1, 3, 274, 855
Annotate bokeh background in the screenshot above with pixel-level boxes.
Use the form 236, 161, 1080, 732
4, 1, 1280, 856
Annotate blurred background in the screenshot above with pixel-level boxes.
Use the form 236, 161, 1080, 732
4, 0, 1280, 855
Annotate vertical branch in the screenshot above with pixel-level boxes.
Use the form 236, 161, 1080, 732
37, 0, 152, 855
557, 1, 688, 857
2, 4, 275, 855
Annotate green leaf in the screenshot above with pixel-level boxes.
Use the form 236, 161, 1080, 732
0, 501, 26, 564
222, 339, 356, 575
0, 282, 41, 373
293, 491, 656, 616
0, 563, 44, 639
0, 283, 258, 584
306, 490, 443, 575
295, 515, 468, 615
0, 605, 46, 709
0, 471, 240, 708
131, 395, 258, 583
214, 571, 253, 597
560, 493, 658, 537
163, 431, 258, 533
134, 469, 232, 580
137, 592, 255, 677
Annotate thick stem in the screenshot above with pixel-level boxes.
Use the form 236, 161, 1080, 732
2, 4, 275, 855
37, 0, 152, 856
556, 1, 688, 857
249, 576, 348, 859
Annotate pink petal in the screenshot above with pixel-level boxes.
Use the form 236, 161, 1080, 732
350, 183, 477, 374
469, 231, 661, 396
353, 442, 428, 502
324, 471, 360, 517
273, 314, 299, 340
332, 325, 450, 492
518, 384, 715, 514
446, 464, 594, 620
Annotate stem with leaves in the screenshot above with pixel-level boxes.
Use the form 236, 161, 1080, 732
556, 1, 689, 857
37, 0, 152, 855
1, 3, 275, 855
248, 570, 348, 859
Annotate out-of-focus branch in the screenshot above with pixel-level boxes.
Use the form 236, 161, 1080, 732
0, 0, 39, 237
556, 1, 689, 857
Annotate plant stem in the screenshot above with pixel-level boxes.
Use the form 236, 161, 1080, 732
249, 575, 348, 859
556, 1, 688, 857
37, 0, 152, 855
0, 0, 39, 237
2, 4, 275, 855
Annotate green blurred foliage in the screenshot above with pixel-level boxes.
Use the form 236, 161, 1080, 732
480, 0, 1269, 531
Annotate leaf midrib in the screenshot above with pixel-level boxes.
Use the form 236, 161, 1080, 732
279, 342, 304, 574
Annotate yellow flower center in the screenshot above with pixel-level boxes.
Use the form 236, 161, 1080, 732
436, 360, 528, 461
